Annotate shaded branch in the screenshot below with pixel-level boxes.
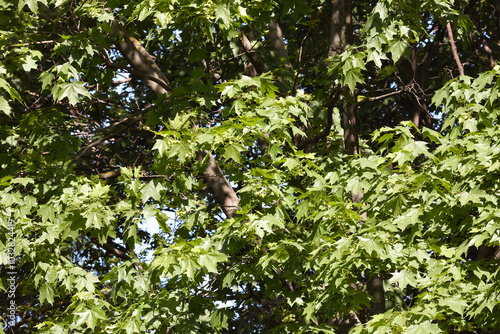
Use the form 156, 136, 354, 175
89, 237, 130, 261
297, 88, 341, 150
113, 20, 240, 220
70, 132, 117, 165
113, 22, 169, 95
268, 20, 291, 68
480, 36, 495, 69
70, 108, 149, 165
196, 151, 240, 219
446, 22, 465, 76
6, 300, 71, 333
238, 29, 267, 75
292, 26, 312, 93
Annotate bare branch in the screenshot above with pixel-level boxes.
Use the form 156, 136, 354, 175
446, 22, 465, 76
89, 237, 131, 261
362, 88, 405, 102
481, 37, 495, 69
238, 29, 267, 75
196, 151, 240, 218
113, 22, 169, 95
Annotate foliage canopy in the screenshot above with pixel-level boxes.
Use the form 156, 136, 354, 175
0, 0, 499, 333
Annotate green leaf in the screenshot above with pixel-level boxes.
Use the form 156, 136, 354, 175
39, 284, 54, 304
74, 309, 107, 331
387, 40, 408, 63
224, 143, 245, 163
197, 133, 215, 145
343, 68, 364, 91
358, 236, 384, 256
137, 5, 153, 21
152, 139, 168, 157
459, 188, 489, 205
22, 55, 38, 72
442, 298, 468, 316
55, 82, 91, 105
393, 208, 420, 231
133, 276, 149, 293
373, 2, 388, 21
405, 320, 443, 334
215, 4, 231, 27
86, 210, 102, 228
19, 0, 39, 13
40, 72, 54, 91
210, 309, 229, 330
367, 49, 388, 68
38, 204, 55, 223
388, 269, 417, 290
250, 214, 284, 238
123, 319, 141, 334
156, 212, 172, 234
198, 252, 228, 273
0, 96, 11, 116
11, 177, 35, 186
421, 127, 442, 143
0, 77, 22, 103
56, 62, 80, 79
220, 84, 237, 98
171, 141, 191, 164
141, 181, 162, 202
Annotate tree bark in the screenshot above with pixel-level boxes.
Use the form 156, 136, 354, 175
238, 29, 267, 76
329, 0, 353, 56
329, 0, 385, 324
268, 19, 293, 71
446, 22, 465, 76
196, 151, 240, 219
114, 24, 169, 95
367, 275, 385, 315
342, 101, 360, 157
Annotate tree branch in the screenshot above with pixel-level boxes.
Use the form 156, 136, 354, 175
6, 300, 71, 332
196, 151, 240, 219
113, 22, 169, 95
446, 22, 465, 76
481, 36, 495, 69
297, 88, 341, 150
69, 108, 148, 165
362, 88, 405, 102
113, 20, 240, 220
88, 236, 145, 271
268, 20, 291, 69
238, 29, 267, 75
89, 237, 130, 261
69, 132, 117, 165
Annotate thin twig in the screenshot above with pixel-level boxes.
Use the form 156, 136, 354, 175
13, 40, 55, 47
362, 88, 405, 102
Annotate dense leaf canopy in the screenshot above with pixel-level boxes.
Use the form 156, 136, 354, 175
1, 0, 499, 333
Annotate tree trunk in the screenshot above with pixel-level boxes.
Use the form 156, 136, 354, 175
342, 101, 359, 157
329, 0, 385, 322
269, 20, 288, 61
329, 0, 353, 56
367, 275, 385, 315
